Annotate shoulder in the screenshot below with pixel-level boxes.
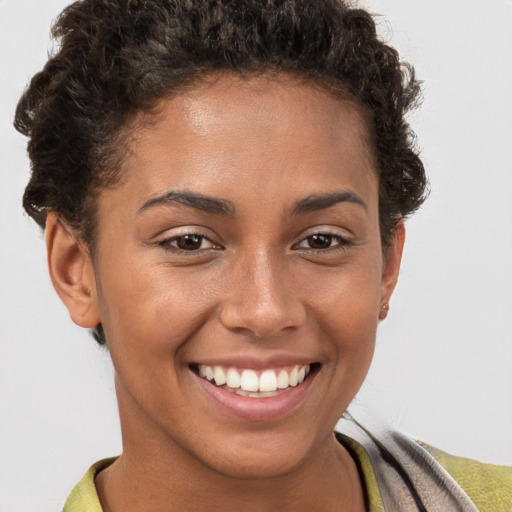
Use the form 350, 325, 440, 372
418, 441, 512, 512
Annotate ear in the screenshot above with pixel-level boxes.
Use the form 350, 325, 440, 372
380, 221, 406, 313
46, 212, 100, 329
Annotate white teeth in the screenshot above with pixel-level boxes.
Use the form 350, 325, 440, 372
213, 366, 226, 386
289, 366, 299, 387
226, 368, 241, 388
259, 369, 277, 392
276, 369, 289, 389
196, 363, 312, 394
240, 369, 259, 392
236, 389, 280, 398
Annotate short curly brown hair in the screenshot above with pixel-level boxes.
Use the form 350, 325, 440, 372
15, 0, 427, 251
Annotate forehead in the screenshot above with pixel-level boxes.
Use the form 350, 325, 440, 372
109, 75, 378, 216
162, 75, 367, 131
135, 75, 373, 155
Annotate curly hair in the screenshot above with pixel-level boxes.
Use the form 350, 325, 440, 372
15, 0, 427, 251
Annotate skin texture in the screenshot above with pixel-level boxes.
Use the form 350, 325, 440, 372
46, 76, 405, 512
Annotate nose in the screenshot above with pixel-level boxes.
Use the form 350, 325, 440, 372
219, 249, 306, 338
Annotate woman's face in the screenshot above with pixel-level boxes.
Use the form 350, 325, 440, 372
73, 76, 403, 478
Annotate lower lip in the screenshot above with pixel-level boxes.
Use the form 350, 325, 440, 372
194, 371, 315, 422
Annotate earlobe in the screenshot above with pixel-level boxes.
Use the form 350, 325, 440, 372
46, 213, 100, 329
379, 221, 406, 316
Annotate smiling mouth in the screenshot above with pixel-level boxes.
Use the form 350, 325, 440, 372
191, 363, 320, 398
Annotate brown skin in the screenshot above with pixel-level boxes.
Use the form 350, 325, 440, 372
46, 76, 405, 512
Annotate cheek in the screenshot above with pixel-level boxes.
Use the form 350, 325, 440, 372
97, 259, 223, 362
302, 254, 382, 333
300, 256, 382, 384
314, 284, 379, 368
314, 290, 378, 416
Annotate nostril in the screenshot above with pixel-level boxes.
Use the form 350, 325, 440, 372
219, 301, 307, 339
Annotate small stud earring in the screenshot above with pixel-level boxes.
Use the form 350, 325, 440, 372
379, 302, 389, 320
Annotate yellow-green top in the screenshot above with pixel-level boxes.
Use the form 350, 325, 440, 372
63, 442, 512, 512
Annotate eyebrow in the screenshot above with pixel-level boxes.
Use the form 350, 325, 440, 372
290, 191, 367, 215
138, 189, 366, 217
138, 190, 235, 216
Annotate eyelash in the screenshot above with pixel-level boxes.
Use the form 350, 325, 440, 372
292, 233, 354, 253
158, 232, 219, 253
158, 231, 353, 254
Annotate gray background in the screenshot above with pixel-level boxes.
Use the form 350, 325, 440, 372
1, 0, 511, 510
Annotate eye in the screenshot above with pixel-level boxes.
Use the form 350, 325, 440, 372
160, 233, 217, 251
294, 232, 352, 251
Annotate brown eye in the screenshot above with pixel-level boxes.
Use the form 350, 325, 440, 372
294, 232, 353, 252
175, 234, 203, 250
306, 234, 334, 249
160, 233, 216, 252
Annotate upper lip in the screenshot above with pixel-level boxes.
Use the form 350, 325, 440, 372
189, 354, 319, 370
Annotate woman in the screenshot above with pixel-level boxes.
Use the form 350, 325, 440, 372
10, 0, 512, 510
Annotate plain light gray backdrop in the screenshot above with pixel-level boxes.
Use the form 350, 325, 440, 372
1, 1, 511, 510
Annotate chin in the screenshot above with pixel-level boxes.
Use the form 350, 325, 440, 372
193, 428, 324, 481
205, 448, 308, 481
